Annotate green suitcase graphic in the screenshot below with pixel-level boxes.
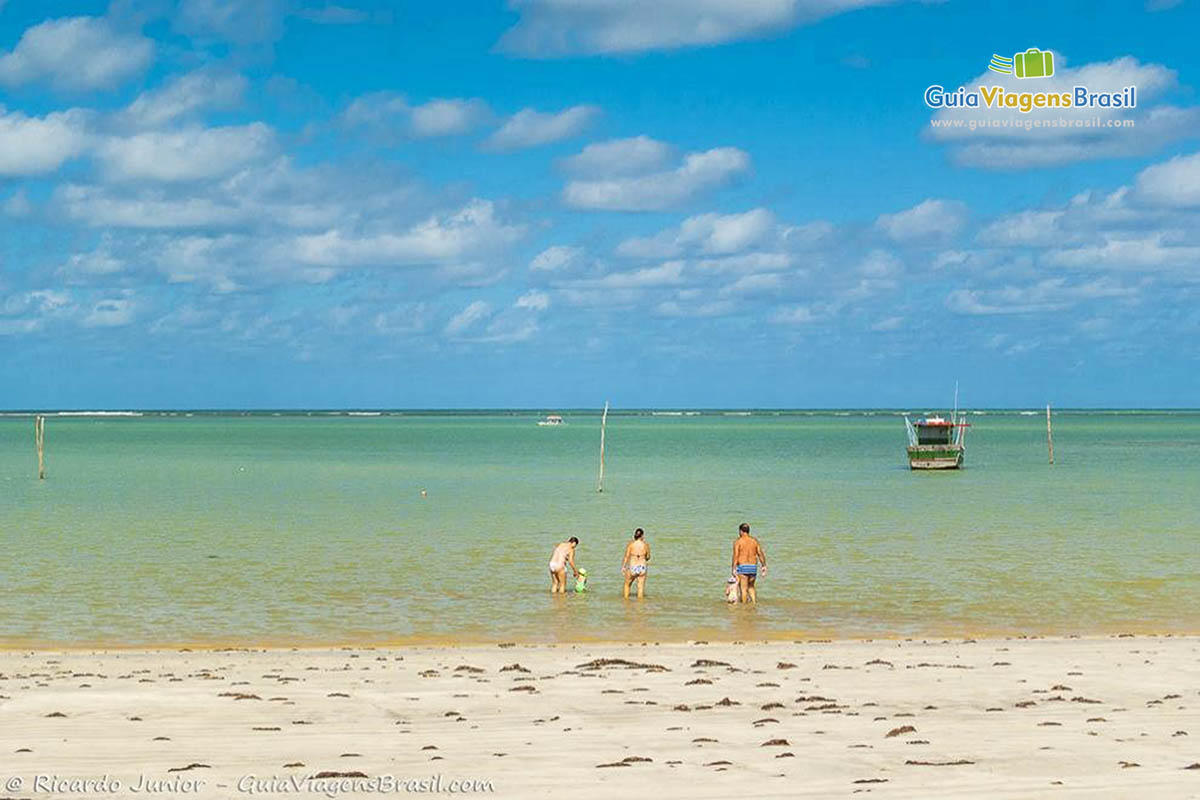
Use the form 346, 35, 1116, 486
1014, 48, 1054, 78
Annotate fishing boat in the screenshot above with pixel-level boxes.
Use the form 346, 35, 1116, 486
904, 414, 970, 469
537, 414, 564, 427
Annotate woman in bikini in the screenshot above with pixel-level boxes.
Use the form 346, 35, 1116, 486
621, 528, 651, 599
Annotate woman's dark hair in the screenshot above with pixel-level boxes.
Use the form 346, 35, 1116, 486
739, 523, 750, 533
634, 528, 644, 539
569, 537, 579, 544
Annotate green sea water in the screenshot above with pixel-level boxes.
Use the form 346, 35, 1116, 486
1, 411, 1196, 647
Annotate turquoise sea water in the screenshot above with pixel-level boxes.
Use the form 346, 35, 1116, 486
1, 411, 1197, 647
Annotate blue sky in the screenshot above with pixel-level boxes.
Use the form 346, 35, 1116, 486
1, 0, 1198, 408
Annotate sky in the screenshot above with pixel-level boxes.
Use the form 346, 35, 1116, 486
1, 0, 1198, 409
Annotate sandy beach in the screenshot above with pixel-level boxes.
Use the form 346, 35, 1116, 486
1, 636, 1197, 798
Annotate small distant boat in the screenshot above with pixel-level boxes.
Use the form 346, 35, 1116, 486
537, 414, 564, 427
904, 414, 970, 470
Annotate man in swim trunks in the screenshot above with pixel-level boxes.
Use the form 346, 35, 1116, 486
731, 523, 766, 604
621, 528, 651, 599
548, 537, 579, 594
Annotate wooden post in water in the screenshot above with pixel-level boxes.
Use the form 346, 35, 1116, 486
34, 414, 46, 479
597, 401, 609, 493
1046, 403, 1054, 465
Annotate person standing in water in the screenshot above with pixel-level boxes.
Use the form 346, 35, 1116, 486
730, 523, 766, 603
621, 528, 651, 599
548, 537, 579, 593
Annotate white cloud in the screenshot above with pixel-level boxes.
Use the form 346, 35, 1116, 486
870, 315, 904, 331
563, 146, 750, 211
97, 123, 275, 182
341, 93, 493, 140
0, 107, 90, 176
530, 245, 584, 272
293, 199, 525, 268
121, 70, 248, 128
561, 135, 672, 177
565, 261, 686, 290
927, 56, 1200, 168
858, 249, 903, 277
719, 272, 786, 295
514, 289, 550, 311
876, 198, 967, 243
946, 278, 1136, 315
82, 297, 135, 327
770, 304, 817, 324
57, 184, 246, 229
1044, 232, 1200, 272
616, 208, 808, 274
295, 5, 372, 24
409, 98, 491, 138
486, 105, 599, 150
61, 237, 125, 279
176, 0, 286, 45
498, 0, 891, 57
0, 16, 153, 91
444, 300, 492, 336
977, 210, 1066, 247
1134, 151, 1200, 207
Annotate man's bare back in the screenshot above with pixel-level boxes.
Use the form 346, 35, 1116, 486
732, 535, 760, 566
730, 523, 766, 604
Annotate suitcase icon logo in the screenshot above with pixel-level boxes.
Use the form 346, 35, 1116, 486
988, 48, 1054, 79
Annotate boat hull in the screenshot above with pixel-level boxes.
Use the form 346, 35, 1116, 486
906, 445, 964, 470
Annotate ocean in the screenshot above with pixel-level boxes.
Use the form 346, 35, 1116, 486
1, 410, 1196, 647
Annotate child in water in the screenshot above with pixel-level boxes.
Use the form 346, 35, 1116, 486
574, 568, 588, 593
724, 575, 739, 604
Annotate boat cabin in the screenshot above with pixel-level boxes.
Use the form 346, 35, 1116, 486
914, 417, 954, 445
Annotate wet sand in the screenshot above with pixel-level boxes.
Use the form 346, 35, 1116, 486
1, 636, 1197, 798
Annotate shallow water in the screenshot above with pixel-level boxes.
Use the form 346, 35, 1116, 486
1, 411, 1196, 646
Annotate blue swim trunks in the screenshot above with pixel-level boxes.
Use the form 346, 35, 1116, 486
735, 564, 758, 576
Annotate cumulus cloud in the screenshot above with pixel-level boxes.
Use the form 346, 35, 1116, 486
560, 135, 673, 176
96, 123, 275, 182
0, 16, 153, 91
514, 289, 550, 311
485, 105, 600, 150
82, 297, 136, 327
926, 56, 1200, 168
409, 98, 491, 138
770, 304, 817, 324
0, 107, 90, 176
120, 70, 248, 128
57, 184, 247, 229
564, 261, 686, 290
292, 199, 525, 268
498, 0, 891, 57
876, 198, 968, 243
444, 300, 492, 336
563, 145, 750, 211
618, 208, 777, 258
340, 92, 492, 140
946, 278, 1136, 315
1134, 151, 1200, 207
530, 245, 584, 272
176, 0, 286, 45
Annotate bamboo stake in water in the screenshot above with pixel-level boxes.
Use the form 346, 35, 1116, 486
597, 401, 609, 493
35, 414, 46, 480
1046, 403, 1054, 465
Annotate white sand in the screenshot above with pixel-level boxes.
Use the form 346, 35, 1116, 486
1, 636, 1197, 798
